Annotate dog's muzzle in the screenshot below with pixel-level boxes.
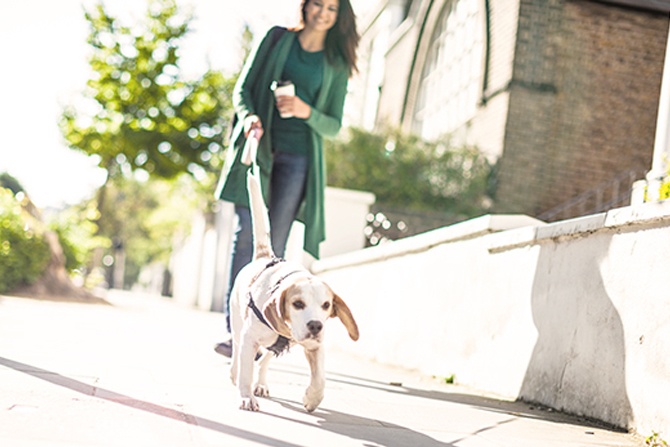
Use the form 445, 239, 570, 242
307, 320, 323, 337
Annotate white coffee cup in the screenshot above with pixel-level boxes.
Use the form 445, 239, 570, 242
273, 81, 295, 118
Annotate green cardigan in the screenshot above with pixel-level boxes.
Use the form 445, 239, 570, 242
214, 27, 349, 259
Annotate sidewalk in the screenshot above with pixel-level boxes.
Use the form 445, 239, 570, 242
0, 290, 645, 447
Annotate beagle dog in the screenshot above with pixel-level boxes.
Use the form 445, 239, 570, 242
229, 167, 359, 412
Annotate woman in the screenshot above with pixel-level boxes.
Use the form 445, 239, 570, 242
213, 0, 359, 357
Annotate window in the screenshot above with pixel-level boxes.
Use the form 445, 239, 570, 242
402, 0, 414, 21
361, 33, 387, 130
412, 0, 485, 141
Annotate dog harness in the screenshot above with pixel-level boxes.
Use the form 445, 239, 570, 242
246, 257, 302, 356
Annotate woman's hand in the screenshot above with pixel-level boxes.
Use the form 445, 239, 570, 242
244, 115, 264, 139
276, 95, 312, 120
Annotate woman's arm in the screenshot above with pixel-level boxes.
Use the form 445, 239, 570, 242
305, 67, 349, 139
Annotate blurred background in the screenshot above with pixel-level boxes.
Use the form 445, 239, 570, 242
0, 0, 385, 298
1, 0, 667, 304
1, 0, 374, 209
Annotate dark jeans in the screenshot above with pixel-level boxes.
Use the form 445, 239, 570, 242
225, 151, 309, 331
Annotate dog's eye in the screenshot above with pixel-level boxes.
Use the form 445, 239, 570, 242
322, 302, 331, 311
292, 300, 305, 310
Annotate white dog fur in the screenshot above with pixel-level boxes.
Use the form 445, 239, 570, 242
229, 166, 359, 412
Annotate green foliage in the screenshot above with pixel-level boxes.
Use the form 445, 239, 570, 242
95, 174, 203, 287
55, 0, 242, 289
0, 189, 50, 293
660, 181, 670, 200
59, 0, 235, 181
48, 201, 110, 273
646, 432, 668, 447
659, 164, 670, 201
325, 127, 493, 217
240, 25, 254, 68
644, 163, 670, 202
431, 374, 455, 384
0, 173, 24, 195
654, 163, 670, 200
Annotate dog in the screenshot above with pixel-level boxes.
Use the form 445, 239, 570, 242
229, 165, 359, 412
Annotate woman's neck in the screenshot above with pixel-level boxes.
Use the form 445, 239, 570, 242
297, 29, 327, 52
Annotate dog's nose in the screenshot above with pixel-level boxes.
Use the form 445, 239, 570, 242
307, 320, 323, 336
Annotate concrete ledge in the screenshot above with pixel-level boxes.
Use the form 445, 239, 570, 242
315, 200, 670, 271
487, 214, 607, 253
536, 213, 608, 240
486, 226, 539, 253
313, 214, 543, 273
605, 198, 670, 227
488, 200, 670, 253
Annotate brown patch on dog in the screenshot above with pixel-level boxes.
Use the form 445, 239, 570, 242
262, 291, 292, 339
331, 293, 359, 341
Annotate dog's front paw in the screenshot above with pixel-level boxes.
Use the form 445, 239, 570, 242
253, 383, 270, 398
302, 387, 324, 413
239, 396, 260, 411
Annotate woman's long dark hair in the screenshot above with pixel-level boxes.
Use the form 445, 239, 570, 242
298, 0, 359, 76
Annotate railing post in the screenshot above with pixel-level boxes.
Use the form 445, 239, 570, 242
647, 27, 670, 201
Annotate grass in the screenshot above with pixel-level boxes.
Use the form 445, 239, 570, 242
646, 432, 668, 447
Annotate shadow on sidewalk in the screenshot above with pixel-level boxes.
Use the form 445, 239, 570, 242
271, 397, 471, 447
271, 364, 616, 430
0, 356, 301, 447
1, 354, 614, 447
0, 355, 458, 447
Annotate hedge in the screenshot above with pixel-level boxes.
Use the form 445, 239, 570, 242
0, 189, 50, 293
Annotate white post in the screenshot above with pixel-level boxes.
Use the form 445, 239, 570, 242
646, 28, 670, 201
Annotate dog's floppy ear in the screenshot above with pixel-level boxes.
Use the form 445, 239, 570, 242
331, 293, 359, 341
263, 289, 292, 339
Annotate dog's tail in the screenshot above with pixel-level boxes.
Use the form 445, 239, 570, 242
246, 166, 274, 260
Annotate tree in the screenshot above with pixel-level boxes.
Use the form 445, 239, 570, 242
48, 200, 110, 275
0, 185, 103, 301
59, 0, 234, 181
325, 127, 494, 245
94, 174, 204, 288
57, 0, 240, 289
0, 189, 50, 294
0, 173, 24, 195
326, 127, 494, 216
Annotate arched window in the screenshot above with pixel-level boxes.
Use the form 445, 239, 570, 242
412, 0, 485, 141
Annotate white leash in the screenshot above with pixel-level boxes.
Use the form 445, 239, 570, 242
240, 128, 260, 166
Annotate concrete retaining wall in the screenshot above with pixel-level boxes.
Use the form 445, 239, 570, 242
314, 200, 670, 436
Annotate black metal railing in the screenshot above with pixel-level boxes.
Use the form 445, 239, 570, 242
537, 167, 647, 222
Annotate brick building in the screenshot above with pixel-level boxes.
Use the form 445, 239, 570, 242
346, 0, 670, 221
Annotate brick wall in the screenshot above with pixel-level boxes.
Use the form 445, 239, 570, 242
495, 0, 668, 217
